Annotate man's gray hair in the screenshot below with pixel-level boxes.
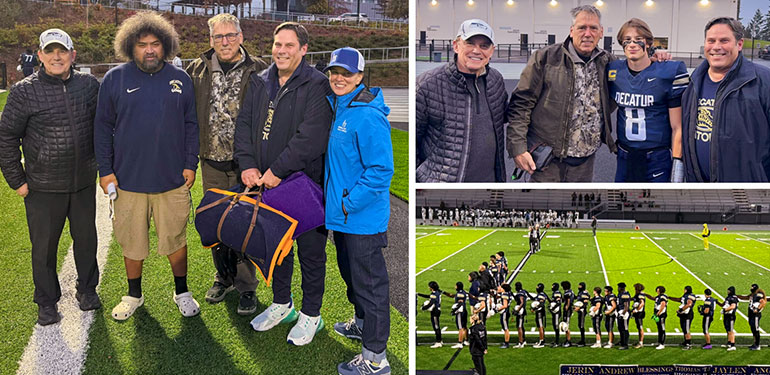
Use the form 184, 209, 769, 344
208, 13, 242, 35
570, 5, 601, 25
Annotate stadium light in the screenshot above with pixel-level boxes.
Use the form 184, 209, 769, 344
507, 0, 513, 5
699, 0, 709, 5
467, 0, 474, 5
431, 0, 437, 5
645, 0, 654, 6
595, 0, 603, 6
549, 0, 557, 6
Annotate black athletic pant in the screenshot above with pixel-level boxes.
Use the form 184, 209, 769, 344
274, 226, 328, 316
656, 315, 667, 345
592, 315, 602, 336
431, 312, 442, 342
551, 312, 561, 343
577, 310, 586, 342
617, 313, 629, 346
25, 185, 99, 307
749, 312, 762, 346
472, 354, 486, 375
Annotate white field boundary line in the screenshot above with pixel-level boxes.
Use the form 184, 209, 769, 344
594, 234, 610, 286
505, 249, 532, 285
416, 230, 498, 277
642, 232, 766, 334
415, 330, 763, 337
416, 228, 447, 240
689, 233, 770, 273
17, 192, 113, 375
415, 226, 767, 235
738, 233, 770, 247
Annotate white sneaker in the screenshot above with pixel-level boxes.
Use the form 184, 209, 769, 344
250, 300, 298, 332
287, 312, 324, 346
463, 341, 469, 346
591, 342, 602, 348
451, 343, 463, 349
727, 346, 736, 351
173, 292, 200, 317
515, 342, 525, 348
533, 341, 544, 348
656, 344, 665, 350
112, 295, 144, 321
430, 342, 443, 348
603, 343, 613, 349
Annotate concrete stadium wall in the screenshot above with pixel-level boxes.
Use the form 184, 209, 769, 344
417, 0, 737, 53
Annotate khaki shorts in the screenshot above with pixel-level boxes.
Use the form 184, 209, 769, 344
113, 184, 191, 260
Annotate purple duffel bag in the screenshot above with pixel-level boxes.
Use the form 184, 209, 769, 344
262, 171, 324, 239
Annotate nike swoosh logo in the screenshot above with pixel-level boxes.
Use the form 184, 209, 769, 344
647, 78, 656, 82
653, 172, 664, 177
127, 87, 140, 93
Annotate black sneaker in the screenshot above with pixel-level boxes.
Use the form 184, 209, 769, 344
576, 341, 586, 347
562, 341, 572, 348
500, 342, 510, 349
682, 344, 691, 350
334, 318, 364, 340
550, 342, 560, 348
237, 291, 258, 315
37, 305, 61, 326
76, 291, 102, 311
205, 281, 234, 304
618, 346, 629, 350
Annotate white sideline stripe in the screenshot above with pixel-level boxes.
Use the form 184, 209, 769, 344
642, 233, 766, 335
739, 233, 770, 247
690, 233, 770, 272
417, 228, 447, 240
416, 230, 498, 276
594, 235, 610, 286
415, 330, 763, 337
17, 191, 113, 375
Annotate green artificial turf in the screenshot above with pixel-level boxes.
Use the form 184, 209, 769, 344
0, 173, 73, 374
83, 170, 408, 375
415, 227, 770, 374
390, 129, 408, 201
0, 91, 8, 112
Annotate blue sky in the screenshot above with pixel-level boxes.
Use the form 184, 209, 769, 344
741, 0, 769, 20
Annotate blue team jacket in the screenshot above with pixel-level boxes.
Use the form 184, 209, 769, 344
324, 84, 393, 235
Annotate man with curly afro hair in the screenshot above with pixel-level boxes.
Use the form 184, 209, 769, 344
94, 11, 200, 321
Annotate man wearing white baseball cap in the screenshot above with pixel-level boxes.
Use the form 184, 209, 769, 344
0, 28, 102, 326
416, 19, 508, 182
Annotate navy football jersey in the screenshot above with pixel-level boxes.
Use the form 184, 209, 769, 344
563, 289, 575, 309
618, 291, 632, 312
591, 295, 604, 314
456, 289, 468, 307
607, 60, 689, 150
703, 296, 716, 317
500, 291, 513, 313
515, 289, 529, 315
577, 290, 591, 312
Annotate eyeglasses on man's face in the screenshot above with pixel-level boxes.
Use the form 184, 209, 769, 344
212, 32, 240, 43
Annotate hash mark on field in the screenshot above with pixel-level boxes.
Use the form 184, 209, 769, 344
646, 328, 651, 333
724, 272, 729, 275
533, 270, 537, 273
442, 327, 448, 331
441, 269, 446, 272
460, 269, 464, 272
742, 272, 746, 275
568, 271, 572, 274
675, 328, 680, 333
673, 272, 676, 275
707, 272, 711, 275
550, 270, 554, 273
638, 272, 642, 275
531, 328, 536, 332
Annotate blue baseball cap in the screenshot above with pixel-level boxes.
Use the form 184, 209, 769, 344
325, 47, 365, 73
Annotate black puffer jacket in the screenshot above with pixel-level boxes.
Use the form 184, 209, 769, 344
0, 68, 99, 192
416, 61, 508, 182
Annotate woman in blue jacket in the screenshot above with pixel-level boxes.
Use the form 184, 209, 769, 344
324, 47, 394, 375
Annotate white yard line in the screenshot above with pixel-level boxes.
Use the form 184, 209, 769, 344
17, 193, 113, 375
416, 230, 498, 277
415, 330, 759, 337
594, 235, 610, 286
416, 228, 447, 240
738, 233, 770, 247
642, 233, 766, 334
689, 233, 770, 272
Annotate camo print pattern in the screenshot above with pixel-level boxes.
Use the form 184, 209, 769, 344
566, 59, 603, 158
204, 54, 246, 161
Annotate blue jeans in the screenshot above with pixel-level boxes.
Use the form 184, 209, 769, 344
334, 231, 390, 356
272, 226, 328, 316
615, 146, 672, 182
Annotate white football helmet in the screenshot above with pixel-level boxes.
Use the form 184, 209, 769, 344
558, 321, 569, 332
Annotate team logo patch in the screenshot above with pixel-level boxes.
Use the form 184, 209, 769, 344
169, 79, 183, 94
337, 120, 348, 133
608, 69, 617, 81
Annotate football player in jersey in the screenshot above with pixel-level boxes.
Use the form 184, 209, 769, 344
575, 282, 591, 347
418, 281, 443, 348
721, 286, 739, 351
702, 223, 711, 250
607, 18, 689, 182
488, 256, 500, 286
535, 224, 542, 252
476, 285, 489, 325
513, 282, 529, 348
632, 283, 647, 348
672, 285, 697, 350
528, 226, 537, 254
496, 284, 513, 348
443, 282, 469, 348
550, 282, 563, 347
646, 285, 669, 350
561, 281, 575, 347
603, 285, 618, 348
700, 288, 717, 349
738, 283, 766, 350
590, 287, 604, 348
532, 283, 548, 348
496, 252, 508, 284
616, 282, 632, 350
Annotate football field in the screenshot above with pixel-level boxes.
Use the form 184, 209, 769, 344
415, 226, 770, 374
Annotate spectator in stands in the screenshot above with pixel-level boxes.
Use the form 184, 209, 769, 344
416, 19, 508, 182
187, 13, 267, 316
95, 13, 200, 321
0, 28, 101, 326
572, 192, 577, 206
682, 17, 770, 181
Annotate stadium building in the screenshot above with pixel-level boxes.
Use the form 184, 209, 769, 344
417, 0, 738, 54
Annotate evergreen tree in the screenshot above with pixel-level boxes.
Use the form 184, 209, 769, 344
746, 9, 763, 39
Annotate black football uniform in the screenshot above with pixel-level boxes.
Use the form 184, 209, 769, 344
679, 292, 696, 335
617, 290, 632, 347
515, 289, 529, 330
591, 295, 604, 335
577, 290, 591, 341
534, 292, 547, 328
654, 294, 669, 345
723, 294, 739, 334
632, 293, 646, 330
604, 293, 617, 334
454, 289, 469, 330
499, 291, 513, 331
702, 296, 716, 334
